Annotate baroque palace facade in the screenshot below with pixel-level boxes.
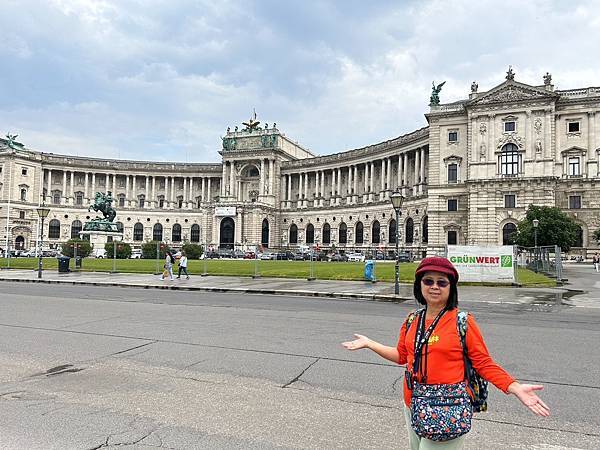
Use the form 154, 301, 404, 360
1, 69, 599, 256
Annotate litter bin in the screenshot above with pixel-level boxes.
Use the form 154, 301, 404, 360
74, 256, 83, 269
364, 259, 374, 281
57, 256, 70, 273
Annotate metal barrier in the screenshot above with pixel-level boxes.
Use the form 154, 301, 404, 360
516, 245, 563, 283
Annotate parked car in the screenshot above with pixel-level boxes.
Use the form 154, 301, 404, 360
232, 250, 245, 259
329, 253, 349, 262
260, 252, 275, 260
92, 248, 106, 258
42, 249, 58, 257
293, 252, 306, 261
347, 252, 365, 262
130, 250, 142, 259
205, 251, 221, 259
218, 249, 234, 258
398, 252, 412, 263
243, 251, 256, 259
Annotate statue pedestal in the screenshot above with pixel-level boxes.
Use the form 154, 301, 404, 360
79, 231, 123, 250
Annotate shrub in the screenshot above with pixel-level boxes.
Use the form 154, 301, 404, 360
182, 243, 203, 259
104, 241, 132, 259
61, 239, 92, 258
141, 241, 171, 259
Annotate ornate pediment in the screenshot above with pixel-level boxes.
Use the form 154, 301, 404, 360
469, 81, 558, 106
496, 133, 525, 149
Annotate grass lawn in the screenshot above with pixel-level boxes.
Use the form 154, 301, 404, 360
0, 258, 556, 287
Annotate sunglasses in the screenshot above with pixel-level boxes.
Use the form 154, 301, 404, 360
422, 278, 450, 288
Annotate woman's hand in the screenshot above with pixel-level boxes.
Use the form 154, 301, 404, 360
341, 334, 371, 351
508, 382, 550, 417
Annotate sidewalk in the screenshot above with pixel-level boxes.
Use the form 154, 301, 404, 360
1, 267, 596, 307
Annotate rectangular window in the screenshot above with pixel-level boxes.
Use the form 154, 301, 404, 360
447, 230, 458, 245
448, 131, 458, 142
178, 198, 183, 208
53, 193, 61, 205
76, 194, 83, 205
159, 181, 165, 189
568, 157, 581, 176
118, 178, 125, 188
504, 121, 516, 132
448, 164, 458, 183
569, 195, 581, 209
139, 197, 145, 208
504, 194, 516, 208
159, 197, 165, 208
568, 121, 580, 133
447, 199, 458, 211
21, 168, 28, 176
118, 196, 125, 207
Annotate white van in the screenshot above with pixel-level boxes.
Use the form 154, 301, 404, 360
92, 248, 107, 258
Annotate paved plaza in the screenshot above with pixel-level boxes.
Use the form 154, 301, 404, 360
0, 265, 598, 448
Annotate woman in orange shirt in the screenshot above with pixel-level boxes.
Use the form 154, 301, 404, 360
342, 256, 549, 449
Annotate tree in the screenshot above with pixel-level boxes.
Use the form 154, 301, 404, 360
105, 241, 132, 259
594, 229, 600, 245
515, 205, 580, 252
61, 239, 92, 257
141, 241, 171, 259
182, 242, 203, 259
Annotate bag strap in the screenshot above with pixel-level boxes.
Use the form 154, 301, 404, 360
405, 307, 424, 332
456, 311, 471, 382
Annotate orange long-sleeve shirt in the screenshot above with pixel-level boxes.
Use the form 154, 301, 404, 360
396, 308, 515, 407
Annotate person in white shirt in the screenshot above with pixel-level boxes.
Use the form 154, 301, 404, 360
177, 251, 190, 279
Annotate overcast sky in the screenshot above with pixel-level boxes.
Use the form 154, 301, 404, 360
1, 0, 600, 163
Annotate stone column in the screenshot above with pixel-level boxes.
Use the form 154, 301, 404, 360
151, 176, 156, 208
260, 159, 265, 196
91, 173, 96, 199
112, 173, 116, 197
319, 171, 325, 207
229, 162, 235, 198
380, 159, 386, 200
84, 172, 89, 203
397, 154, 403, 189
125, 175, 130, 207
62, 171, 67, 205
420, 148, 426, 194
402, 153, 408, 194
46, 169, 52, 203
268, 159, 274, 195
182, 177, 188, 208
386, 158, 392, 197
207, 178, 211, 203
287, 174, 292, 207
304, 172, 308, 207
171, 176, 176, 207
353, 166, 358, 203
69, 171, 74, 205
221, 164, 227, 196
347, 165, 352, 204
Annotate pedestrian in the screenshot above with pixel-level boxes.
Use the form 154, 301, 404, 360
160, 250, 175, 281
342, 256, 549, 449
177, 250, 190, 279
593, 253, 599, 273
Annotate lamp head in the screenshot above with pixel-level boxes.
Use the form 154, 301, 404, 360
36, 204, 51, 219
390, 190, 404, 211
533, 219, 539, 228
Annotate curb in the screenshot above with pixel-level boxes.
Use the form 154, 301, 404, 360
0, 277, 412, 304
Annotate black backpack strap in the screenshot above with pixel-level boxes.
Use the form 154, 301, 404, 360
456, 311, 471, 382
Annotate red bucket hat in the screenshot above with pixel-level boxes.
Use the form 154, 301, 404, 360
415, 256, 459, 282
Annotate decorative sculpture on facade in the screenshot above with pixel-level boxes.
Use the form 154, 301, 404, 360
242, 110, 261, 132
429, 81, 446, 106
543, 72, 552, 86
83, 191, 119, 232
5, 133, 19, 149
222, 136, 237, 151
471, 81, 478, 93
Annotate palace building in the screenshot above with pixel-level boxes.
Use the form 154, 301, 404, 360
1, 69, 599, 256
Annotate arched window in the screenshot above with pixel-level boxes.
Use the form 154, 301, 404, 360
389, 219, 397, 244
153, 223, 163, 241
261, 219, 269, 247
405, 218, 414, 244
355, 222, 364, 244
49, 219, 60, 239
133, 223, 144, 241
574, 226, 583, 248
338, 222, 347, 244
371, 221, 380, 244
71, 220, 82, 239
502, 223, 517, 245
190, 224, 200, 242
306, 223, 315, 244
422, 216, 428, 243
322, 223, 331, 244
289, 224, 298, 244
172, 223, 182, 242
500, 143, 520, 176
116, 222, 124, 233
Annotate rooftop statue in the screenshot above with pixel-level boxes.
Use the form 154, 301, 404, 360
5, 133, 19, 149
429, 81, 446, 106
242, 109, 261, 132
506, 65, 515, 81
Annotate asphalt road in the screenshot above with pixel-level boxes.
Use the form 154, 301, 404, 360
0, 282, 598, 449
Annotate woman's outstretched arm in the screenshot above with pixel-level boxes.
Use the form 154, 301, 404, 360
341, 334, 401, 364
508, 382, 550, 417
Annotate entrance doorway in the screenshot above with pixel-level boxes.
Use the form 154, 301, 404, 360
219, 217, 235, 249
15, 235, 25, 250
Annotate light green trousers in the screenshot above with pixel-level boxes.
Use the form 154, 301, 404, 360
403, 407, 466, 450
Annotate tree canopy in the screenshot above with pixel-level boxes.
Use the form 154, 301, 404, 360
515, 205, 581, 252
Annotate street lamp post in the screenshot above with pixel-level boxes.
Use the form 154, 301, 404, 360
533, 219, 539, 273
390, 190, 404, 296
35, 204, 50, 279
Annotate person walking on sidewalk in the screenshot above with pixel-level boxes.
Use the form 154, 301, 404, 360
160, 251, 175, 281
177, 250, 190, 279
342, 256, 550, 449
593, 253, 599, 273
